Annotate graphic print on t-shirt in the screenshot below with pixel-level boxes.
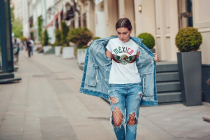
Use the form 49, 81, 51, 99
112, 46, 137, 65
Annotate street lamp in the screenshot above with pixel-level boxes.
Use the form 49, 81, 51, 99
48, 7, 55, 18
138, 5, 142, 13
65, 3, 71, 11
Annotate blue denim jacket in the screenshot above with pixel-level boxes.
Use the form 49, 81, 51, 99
80, 36, 158, 106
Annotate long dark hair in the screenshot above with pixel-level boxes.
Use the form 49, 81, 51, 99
115, 18, 132, 31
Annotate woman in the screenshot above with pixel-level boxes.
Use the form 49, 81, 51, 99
80, 18, 158, 140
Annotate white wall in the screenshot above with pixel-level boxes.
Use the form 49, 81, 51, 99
134, 0, 156, 37
193, 0, 210, 64
45, 0, 56, 44
104, 0, 118, 37
86, 1, 95, 36
14, 0, 23, 20
22, 0, 30, 38
95, 1, 106, 38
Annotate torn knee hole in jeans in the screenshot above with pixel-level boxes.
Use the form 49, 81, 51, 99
110, 96, 118, 104
112, 106, 123, 127
127, 112, 136, 125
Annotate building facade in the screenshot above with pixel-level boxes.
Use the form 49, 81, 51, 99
93, 0, 210, 64
21, 0, 210, 64
12, 0, 23, 20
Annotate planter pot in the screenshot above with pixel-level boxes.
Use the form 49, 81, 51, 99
202, 64, 210, 103
150, 49, 155, 53
77, 48, 87, 64
177, 51, 202, 106
55, 46, 61, 56
43, 46, 52, 53
62, 47, 75, 59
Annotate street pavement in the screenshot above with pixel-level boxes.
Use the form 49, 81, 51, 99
0, 50, 210, 140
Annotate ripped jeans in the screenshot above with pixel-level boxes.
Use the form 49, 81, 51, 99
109, 83, 142, 140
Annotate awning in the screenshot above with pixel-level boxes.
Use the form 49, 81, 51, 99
46, 11, 62, 29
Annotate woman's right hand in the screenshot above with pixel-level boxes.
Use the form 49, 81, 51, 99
87, 40, 93, 46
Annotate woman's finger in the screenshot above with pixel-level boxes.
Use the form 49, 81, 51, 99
87, 40, 93, 46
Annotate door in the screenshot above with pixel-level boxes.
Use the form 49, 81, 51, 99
178, 0, 193, 29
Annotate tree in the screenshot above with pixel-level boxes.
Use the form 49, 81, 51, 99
10, 7, 14, 22
61, 21, 69, 46
43, 30, 50, 46
12, 19, 23, 38
54, 29, 63, 46
67, 27, 92, 48
10, 6, 23, 38
38, 16, 43, 43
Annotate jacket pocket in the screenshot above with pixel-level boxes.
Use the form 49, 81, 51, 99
141, 73, 154, 97
85, 63, 99, 87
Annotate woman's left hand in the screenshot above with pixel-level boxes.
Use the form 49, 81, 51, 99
153, 53, 159, 62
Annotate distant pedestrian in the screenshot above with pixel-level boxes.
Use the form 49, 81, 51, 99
26, 38, 32, 57
30, 39, 34, 56
13, 38, 20, 64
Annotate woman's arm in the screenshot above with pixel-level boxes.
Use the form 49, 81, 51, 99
106, 50, 112, 59
153, 53, 159, 62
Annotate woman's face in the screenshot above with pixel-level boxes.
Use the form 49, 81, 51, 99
116, 27, 132, 42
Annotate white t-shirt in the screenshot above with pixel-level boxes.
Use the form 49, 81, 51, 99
106, 38, 141, 84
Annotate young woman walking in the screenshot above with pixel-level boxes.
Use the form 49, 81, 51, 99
80, 18, 158, 140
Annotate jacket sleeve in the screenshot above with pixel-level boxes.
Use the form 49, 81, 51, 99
84, 46, 99, 87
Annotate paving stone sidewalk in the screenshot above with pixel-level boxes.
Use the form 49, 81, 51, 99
0, 50, 209, 140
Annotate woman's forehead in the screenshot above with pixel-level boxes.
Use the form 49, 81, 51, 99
117, 27, 129, 32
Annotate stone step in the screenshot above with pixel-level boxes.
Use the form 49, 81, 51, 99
157, 92, 182, 103
0, 77, 21, 84
156, 82, 180, 93
0, 73, 14, 79
156, 62, 178, 73
156, 72, 179, 82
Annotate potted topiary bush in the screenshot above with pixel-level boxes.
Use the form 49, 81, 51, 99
67, 27, 92, 64
137, 33, 155, 53
61, 21, 74, 59
42, 29, 52, 54
175, 27, 202, 106
93, 37, 101, 40
54, 29, 63, 57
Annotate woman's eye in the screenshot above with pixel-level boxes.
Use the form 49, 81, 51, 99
123, 33, 127, 35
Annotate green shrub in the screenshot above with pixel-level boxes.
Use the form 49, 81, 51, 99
137, 33, 155, 49
12, 18, 23, 38
67, 27, 92, 48
138, 33, 155, 49
93, 37, 101, 40
37, 16, 43, 43
43, 30, 50, 46
61, 21, 69, 46
175, 27, 202, 52
54, 29, 63, 46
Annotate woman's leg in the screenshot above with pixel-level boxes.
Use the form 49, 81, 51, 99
109, 84, 126, 140
125, 83, 143, 140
